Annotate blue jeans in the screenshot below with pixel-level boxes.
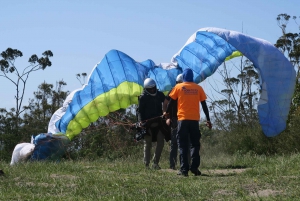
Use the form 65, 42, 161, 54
177, 120, 201, 173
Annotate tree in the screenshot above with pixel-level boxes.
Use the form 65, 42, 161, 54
22, 80, 68, 135
209, 57, 260, 131
275, 14, 300, 114
0, 48, 53, 127
0, 80, 67, 161
76, 72, 87, 86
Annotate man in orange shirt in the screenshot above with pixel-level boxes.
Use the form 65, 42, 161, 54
165, 68, 212, 176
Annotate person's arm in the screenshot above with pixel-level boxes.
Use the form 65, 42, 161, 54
201, 100, 212, 129
166, 98, 175, 114
163, 98, 175, 126
163, 99, 169, 113
201, 100, 210, 121
163, 89, 173, 113
138, 96, 146, 122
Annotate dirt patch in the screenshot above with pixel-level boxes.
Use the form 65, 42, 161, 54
50, 174, 77, 180
97, 170, 116, 174
282, 175, 299, 179
243, 183, 283, 197
84, 166, 97, 169
213, 190, 236, 196
16, 182, 55, 187
160, 169, 178, 173
243, 183, 259, 193
66, 183, 77, 188
16, 181, 35, 187
206, 168, 250, 175
250, 189, 282, 197
161, 168, 250, 176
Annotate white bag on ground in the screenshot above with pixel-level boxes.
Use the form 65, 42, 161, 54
10, 143, 35, 165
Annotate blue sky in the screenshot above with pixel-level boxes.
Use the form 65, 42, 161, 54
0, 0, 299, 110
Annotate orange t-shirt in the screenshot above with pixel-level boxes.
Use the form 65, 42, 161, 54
169, 82, 207, 121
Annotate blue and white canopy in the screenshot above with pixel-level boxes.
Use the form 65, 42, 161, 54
48, 27, 296, 138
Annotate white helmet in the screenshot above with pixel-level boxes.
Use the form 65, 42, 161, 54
176, 74, 183, 83
144, 78, 157, 96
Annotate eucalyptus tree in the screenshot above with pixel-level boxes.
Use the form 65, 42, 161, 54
22, 80, 68, 135
275, 14, 300, 114
209, 57, 260, 131
0, 48, 53, 127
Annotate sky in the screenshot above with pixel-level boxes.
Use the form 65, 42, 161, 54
0, 0, 299, 110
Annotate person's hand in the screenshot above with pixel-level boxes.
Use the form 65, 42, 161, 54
162, 112, 169, 119
206, 121, 212, 129
166, 118, 171, 126
139, 121, 147, 127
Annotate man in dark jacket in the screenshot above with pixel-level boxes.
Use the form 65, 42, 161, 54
138, 78, 166, 170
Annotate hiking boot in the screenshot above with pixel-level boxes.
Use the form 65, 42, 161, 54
152, 164, 161, 170
170, 166, 176, 170
177, 170, 188, 177
190, 169, 201, 176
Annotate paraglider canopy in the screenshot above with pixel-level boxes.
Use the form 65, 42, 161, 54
47, 27, 295, 139
172, 27, 296, 136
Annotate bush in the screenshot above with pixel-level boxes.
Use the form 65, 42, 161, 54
65, 118, 142, 161
202, 117, 300, 157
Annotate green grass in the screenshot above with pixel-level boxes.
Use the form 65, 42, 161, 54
1, 147, 300, 200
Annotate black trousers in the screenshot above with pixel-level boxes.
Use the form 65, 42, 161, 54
177, 120, 201, 173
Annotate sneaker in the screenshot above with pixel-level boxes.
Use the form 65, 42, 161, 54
152, 164, 161, 170
190, 169, 201, 176
177, 170, 188, 177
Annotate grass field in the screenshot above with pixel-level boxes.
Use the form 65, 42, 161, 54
1, 145, 300, 200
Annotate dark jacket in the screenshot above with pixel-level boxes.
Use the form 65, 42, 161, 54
138, 90, 170, 142
165, 88, 178, 119
165, 88, 179, 129
138, 90, 165, 122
